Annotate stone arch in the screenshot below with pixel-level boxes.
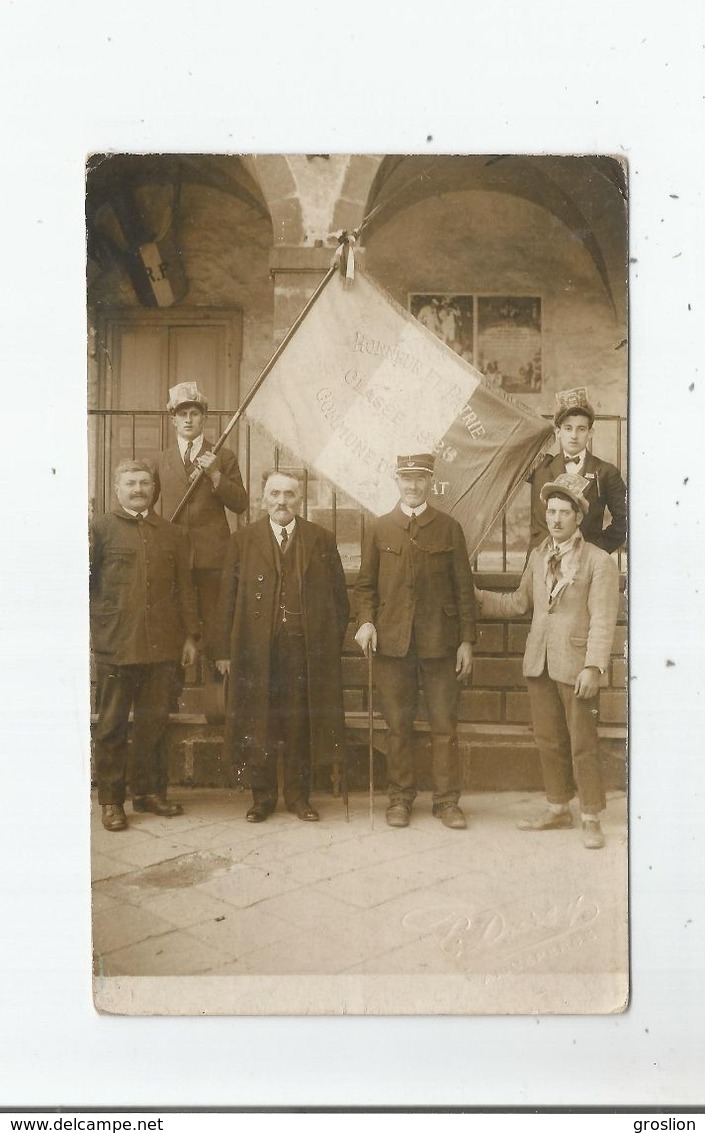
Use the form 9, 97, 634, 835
361, 154, 626, 315
245, 155, 307, 245
246, 154, 385, 246
330, 154, 385, 237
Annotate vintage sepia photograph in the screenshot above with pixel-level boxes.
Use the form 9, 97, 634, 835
86, 153, 628, 1016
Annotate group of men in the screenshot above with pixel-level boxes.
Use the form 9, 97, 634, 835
91, 382, 626, 850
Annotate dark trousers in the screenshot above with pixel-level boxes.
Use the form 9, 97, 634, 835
374, 647, 460, 807
526, 670, 605, 815
194, 567, 222, 662
250, 632, 311, 809
94, 661, 177, 805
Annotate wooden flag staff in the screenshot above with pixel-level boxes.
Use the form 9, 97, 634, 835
367, 645, 375, 830
170, 157, 442, 523
169, 239, 348, 522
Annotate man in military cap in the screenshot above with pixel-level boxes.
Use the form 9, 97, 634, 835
475, 473, 620, 849
527, 387, 626, 556
354, 454, 475, 829
156, 382, 248, 656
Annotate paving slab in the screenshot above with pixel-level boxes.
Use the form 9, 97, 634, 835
194, 862, 300, 909
184, 905, 297, 962
230, 927, 374, 976
96, 927, 235, 978
93, 903, 177, 956
140, 888, 236, 929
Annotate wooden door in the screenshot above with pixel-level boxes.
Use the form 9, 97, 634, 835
91, 309, 241, 516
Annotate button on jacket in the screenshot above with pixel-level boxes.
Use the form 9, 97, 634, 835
90, 507, 200, 665
355, 503, 476, 657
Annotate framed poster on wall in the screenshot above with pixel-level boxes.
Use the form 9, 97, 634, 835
410, 293, 542, 396
477, 295, 542, 394
409, 293, 474, 363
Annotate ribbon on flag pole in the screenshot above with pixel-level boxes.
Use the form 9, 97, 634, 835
334, 230, 356, 287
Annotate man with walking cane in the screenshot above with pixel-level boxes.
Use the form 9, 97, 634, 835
354, 454, 476, 830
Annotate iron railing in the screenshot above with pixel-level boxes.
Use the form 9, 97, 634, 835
88, 409, 626, 574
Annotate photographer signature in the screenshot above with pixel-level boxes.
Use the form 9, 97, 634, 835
402, 893, 599, 962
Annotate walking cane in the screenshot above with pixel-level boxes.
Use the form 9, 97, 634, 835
367, 645, 375, 830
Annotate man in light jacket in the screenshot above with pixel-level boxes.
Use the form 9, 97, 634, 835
475, 472, 620, 849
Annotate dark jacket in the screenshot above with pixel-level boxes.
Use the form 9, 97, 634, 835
213, 516, 350, 767
156, 440, 248, 569
90, 507, 199, 666
528, 450, 627, 554
354, 503, 476, 658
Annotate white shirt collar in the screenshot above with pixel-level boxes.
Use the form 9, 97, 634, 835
550, 528, 583, 554
178, 433, 204, 460
270, 517, 297, 540
123, 508, 149, 519
400, 501, 428, 518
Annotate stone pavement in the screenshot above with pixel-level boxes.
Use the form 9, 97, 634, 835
91, 787, 628, 1014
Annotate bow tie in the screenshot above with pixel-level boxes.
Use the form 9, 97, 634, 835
564, 455, 581, 466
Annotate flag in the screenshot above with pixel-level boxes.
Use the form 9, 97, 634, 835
246, 268, 553, 556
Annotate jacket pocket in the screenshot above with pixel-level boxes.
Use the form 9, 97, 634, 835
91, 606, 121, 654
570, 636, 588, 647
100, 548, 136, 593
425, 544, 453, 571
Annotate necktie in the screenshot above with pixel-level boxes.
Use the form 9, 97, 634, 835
184, 441, 193, 474
565, 455, 580, 467
279, 526, 289, 552
409, 512, 419, 542
547, 547, 562, 595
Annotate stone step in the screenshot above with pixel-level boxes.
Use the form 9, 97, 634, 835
90, 715, 626, 794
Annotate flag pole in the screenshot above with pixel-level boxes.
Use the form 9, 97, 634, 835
170, 160, 445, 520
367, 645, 375, 830
169, 249, 343, 522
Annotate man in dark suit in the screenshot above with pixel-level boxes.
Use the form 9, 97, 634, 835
156, 382, 248, 655
213, 472, 349, 823
91, 459, 199, 831
527, 388, 626, 556
354, 455, 476, 830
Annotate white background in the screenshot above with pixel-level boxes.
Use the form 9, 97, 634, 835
0, 0, 703, 1111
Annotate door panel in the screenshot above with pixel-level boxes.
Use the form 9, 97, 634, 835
118, 327, 168, 410
92, 309, 241, 516
170, 325, 227, 406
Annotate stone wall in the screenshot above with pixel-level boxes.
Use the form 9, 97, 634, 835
364, 188, 627, 422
